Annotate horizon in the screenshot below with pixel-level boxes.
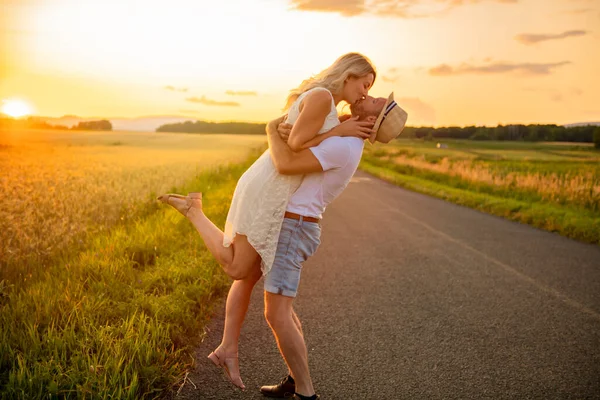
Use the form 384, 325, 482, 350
4, 112, 600, 131
1, 0, 600, 128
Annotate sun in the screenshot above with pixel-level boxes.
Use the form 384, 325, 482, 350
1, 99, 33, 118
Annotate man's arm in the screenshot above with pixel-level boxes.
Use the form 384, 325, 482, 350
266, 116, 324, 175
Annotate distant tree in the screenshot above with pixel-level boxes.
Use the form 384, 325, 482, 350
470, 127, 490, 140
0, 116, 68, 130
73, 120, 112, 131
525, 124, 541, 141
157, 120, 267, 135
494, 124, 507, 140
594, 127, 600, 149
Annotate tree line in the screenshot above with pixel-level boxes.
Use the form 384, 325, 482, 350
159, 120, 600, 148
401, 124, 598, 144
0, 116, 112, 131
156, 120, 266, 135
2, 115, 598, 148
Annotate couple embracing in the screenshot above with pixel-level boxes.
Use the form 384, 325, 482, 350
159, 52, 408, 400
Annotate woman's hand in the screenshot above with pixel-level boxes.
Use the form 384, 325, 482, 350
277, 122, 293, 143
333, 115, 377, 140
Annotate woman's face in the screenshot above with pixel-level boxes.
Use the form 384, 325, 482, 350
342, 73, 375, 105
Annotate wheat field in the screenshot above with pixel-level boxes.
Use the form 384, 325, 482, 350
0, 128, 266, 282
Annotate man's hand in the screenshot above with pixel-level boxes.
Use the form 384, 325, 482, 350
277, 122, 292, 143
339, 114, 353, 123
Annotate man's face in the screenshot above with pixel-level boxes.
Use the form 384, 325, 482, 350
350, 95, 386, 119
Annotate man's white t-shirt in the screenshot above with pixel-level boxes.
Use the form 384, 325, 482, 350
286, 136, 365, 219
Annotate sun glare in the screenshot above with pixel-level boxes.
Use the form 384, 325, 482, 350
1, 99, 33, 118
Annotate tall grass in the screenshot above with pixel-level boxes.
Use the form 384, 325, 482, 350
0, 128, 265, 286
380, 153, 600, 211
0, 128, 267, 398
361, 140, 600, 244
0, 152, 261, 399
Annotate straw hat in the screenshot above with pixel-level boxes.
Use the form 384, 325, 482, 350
370, 92, 408, 144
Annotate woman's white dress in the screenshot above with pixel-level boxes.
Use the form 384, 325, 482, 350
223, 87, 340, 276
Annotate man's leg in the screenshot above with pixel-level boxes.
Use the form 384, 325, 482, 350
289, 309, 306, 381
261, 217, 321, 397
264, 291, 315, 397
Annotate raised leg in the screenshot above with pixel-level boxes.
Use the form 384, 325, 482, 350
158, 193, 260, 279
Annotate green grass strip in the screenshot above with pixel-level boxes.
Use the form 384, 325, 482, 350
359, 159, 600, 246
0, 149, 263, 399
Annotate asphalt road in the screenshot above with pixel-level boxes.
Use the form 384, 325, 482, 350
171, 170, 600, 400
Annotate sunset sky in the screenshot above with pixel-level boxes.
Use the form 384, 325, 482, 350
1, 0, 599, 127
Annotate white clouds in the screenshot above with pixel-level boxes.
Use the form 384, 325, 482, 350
429, 61, 571, 76
515, 30, 588, 45
289, 0, 518, 18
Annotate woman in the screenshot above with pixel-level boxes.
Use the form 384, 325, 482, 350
158, 52, 378, 389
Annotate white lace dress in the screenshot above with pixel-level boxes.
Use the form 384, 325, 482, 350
223, 87, 340, 276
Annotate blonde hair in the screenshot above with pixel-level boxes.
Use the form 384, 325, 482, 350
283, 52, 376, 111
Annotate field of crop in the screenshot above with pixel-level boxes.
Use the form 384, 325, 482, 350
0, 128, 267, 398
0, 129, 266, 284
360, 139, 600, 245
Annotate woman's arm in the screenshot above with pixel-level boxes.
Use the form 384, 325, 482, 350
291, 116, 377, 150
296, 128, 341, 150
266, 115, 323, 175
286, 90, 332, 151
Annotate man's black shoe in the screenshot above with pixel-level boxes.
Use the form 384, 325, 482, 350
260, 375, 296, 398
293, 395, 319, 400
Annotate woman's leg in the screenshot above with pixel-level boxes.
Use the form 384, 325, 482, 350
220, 259, 262, 353
209, 259, 262, 389
159, 194, 260, 280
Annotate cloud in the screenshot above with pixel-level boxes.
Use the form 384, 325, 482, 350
515, 30, 588, 45
289, 0, 518, 18
521, 86, 583, 102
429, 61, 571, 76
397, 97, 436, 124
186, 96, 240, 107
225, 90, 258, 96
291, 0, 365, 16
563, 8, 594, 15
165, 85, 188, 92
381, 67, 404, 82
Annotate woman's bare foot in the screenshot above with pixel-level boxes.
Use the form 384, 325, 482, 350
208, 346, 245, 390
157, 192, 202, 217
187, 192, 202, 215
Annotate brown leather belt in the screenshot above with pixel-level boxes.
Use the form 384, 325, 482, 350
284, 211, 320, 224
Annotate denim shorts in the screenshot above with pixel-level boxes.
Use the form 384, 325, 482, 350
263, 217, 322, 298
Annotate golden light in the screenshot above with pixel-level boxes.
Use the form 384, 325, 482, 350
1, 99, 33, 118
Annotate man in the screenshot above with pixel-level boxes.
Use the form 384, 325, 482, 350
260, 93, 408, 400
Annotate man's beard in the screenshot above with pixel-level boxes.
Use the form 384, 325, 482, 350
349, 103, 360, 118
